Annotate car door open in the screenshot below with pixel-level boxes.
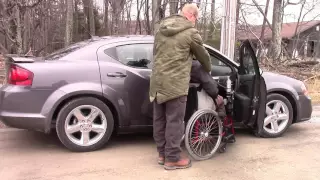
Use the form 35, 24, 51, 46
233, 40, 267, 130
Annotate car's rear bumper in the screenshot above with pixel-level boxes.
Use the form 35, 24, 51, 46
0, 85, 52, 133
0, 112, 47, 132
296, 94, 312, 123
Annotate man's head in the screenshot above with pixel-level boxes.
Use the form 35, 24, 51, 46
180, 3, 199, 25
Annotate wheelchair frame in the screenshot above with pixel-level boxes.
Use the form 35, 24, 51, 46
182, 83, 236, 160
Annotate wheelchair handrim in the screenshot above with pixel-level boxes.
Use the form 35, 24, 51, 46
185, 109, 223, 161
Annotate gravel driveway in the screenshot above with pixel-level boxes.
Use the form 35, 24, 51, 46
1, 120, 320, 180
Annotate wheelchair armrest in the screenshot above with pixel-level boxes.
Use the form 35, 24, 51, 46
189, 83, 200, 88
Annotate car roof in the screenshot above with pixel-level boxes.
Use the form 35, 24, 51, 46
90, 35, 154, 45
68, 35, 240, 67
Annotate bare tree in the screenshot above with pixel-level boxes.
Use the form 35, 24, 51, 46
74, 0, 80, 41
202, 0, 208, 40
269, 0, 283, 60
169, 0, 179, 15
144, 0, 152, 34
125, 0, 133, 34
135, 0, 145, 34
110, 0, 126, 35
257, 0, 271, 58
83, 0, 95, 36
208, 0, 215, 40
152, 0, 162, 33
65, 0, 74, 46
104, 0, 109, 35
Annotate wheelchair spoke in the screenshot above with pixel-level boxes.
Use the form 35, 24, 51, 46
207, 118, 218, 131
185, 110, 224, 161
191, 137, 203, 152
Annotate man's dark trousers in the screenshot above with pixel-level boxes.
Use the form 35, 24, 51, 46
153, 95, 187, 162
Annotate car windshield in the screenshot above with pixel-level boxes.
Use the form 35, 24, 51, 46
44, 40, 97, 60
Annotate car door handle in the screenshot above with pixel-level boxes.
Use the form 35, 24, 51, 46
107, 72, 127, 78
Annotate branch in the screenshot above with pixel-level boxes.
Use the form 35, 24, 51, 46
251, 0, 273, 30
239, 2, 265, 7
287, 0, 304, 5
304, 74, 320, 82
25, 0, 43, 8
240, 11, 276, 69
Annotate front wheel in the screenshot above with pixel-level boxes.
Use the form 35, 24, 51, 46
56, 97, 114, 152
185, 109, 223, 161
258, 93, 293, 138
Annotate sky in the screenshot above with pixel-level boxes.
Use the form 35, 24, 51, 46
95, 0, 320, 25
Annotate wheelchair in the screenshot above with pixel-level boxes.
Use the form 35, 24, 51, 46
181, 83, 236, 161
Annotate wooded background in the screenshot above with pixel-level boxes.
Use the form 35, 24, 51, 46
0, 0, 319, 61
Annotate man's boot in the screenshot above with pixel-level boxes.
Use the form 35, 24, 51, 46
163, 157, 192, 170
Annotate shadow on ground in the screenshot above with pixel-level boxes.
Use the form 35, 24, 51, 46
1, 126, 287, 152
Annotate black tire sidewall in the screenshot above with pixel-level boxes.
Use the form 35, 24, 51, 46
56, 97, 114, 152
261, 93, 293, 138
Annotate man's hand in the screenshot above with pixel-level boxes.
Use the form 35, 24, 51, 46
215, 95, 224, 106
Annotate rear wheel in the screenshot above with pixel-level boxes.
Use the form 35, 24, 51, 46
56, 97, 114, 152
185, 109, 223, 161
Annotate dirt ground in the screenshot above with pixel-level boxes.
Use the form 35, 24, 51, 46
0, 121, 320, 180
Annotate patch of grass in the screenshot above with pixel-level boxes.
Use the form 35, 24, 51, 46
306, 78, 320, 105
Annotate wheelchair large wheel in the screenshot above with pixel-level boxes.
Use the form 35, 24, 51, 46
185, 109, 223, 161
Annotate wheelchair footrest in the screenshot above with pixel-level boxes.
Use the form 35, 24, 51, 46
223, 133, 235, 143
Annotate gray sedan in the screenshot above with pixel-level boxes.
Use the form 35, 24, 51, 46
0, 36, 312, 152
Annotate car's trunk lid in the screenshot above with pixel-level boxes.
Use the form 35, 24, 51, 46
3, 55, 44, 85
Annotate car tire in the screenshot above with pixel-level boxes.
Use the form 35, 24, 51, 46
56, 97, 114, 152
257, 93, 293, 138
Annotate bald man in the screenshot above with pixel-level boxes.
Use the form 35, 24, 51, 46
149, 3, 211, 170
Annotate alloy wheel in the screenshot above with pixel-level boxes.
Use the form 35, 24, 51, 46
263, 100, 290, 134
64, 105, 107, 147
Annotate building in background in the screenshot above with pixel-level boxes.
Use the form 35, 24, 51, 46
237, 20, 320, 59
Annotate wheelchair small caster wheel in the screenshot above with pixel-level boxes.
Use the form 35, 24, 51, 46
219, 146, 226, 153
228, 138, 236, 143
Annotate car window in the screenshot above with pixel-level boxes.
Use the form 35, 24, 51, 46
211, 54, 227, 66
242, 48, 256, 75
114, 44, 153, 69
44, 40, 98, 60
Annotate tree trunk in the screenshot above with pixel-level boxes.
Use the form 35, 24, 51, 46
74, 0, 79, 41
145, 0, 152, 35
0, 41, 8, 54
291, 0, 306, 59
88, 0, 95, 36
257, 0, 270, 58
83, 0, 95, 37
126, 0, 132, 34
23, 9, 30, 53
65, 0, 73, 46
208, 0, 215, 40
169, 0, 178, 15
15, 4, 23, 54
135, 0, 144, 34
104, 0, 109, 35
152, 0, 162, 33
269, 0, 283, 60
110, 0, 125, 35
202, 0, 208, 40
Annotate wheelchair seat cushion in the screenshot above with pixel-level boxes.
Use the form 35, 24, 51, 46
197, 89, 216, 111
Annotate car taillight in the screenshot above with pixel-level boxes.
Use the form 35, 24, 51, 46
7, 64, 33, 86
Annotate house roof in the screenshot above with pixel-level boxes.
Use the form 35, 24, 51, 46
237, 20, 320, 40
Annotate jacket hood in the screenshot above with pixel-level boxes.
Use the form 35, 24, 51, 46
159, 15, 194, 37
